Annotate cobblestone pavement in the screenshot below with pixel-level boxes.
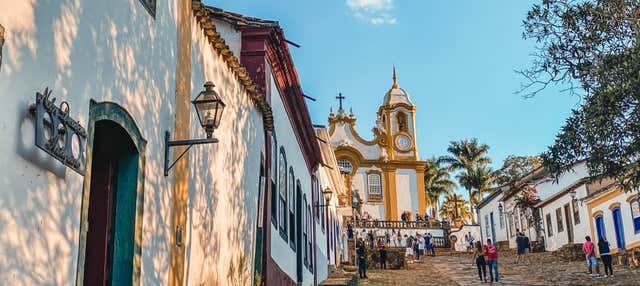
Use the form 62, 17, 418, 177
358, 251, 640, 285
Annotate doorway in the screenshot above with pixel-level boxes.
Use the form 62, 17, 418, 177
84, 120, 139, 286
563, 204, 573, 243
612, 207, 626, 249
595, 215, 606, 240
77, 101, 147, 286
490, 212, 496, 243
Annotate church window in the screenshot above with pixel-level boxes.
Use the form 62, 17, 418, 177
396, 112, 408, 132
555, 208, 564, 232
288, 169, 296, 250
629, 198, 640, 233
278, 148, 288, 240
138, 0, 156, 18
337, 159, 353, 174
367, 173, 383, 201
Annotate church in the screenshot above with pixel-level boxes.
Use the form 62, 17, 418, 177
328, 68, 427, 221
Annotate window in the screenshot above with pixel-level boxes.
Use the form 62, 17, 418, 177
288, 169, 296, 250
270, 133, 277, 225
630, 198, 640, 233
396, 112, 408, 132
307, 205, 313, 271
555, 208, 564, 232
337, 159, 353, 174
499, 207, 505, 229
484, 215, 490, 239
367, 173, 383, 201
546, 213, 553, 237
312, 176, 319, 220
572, 199, 580, 225
508, 215, 515, 238
138, 0, 156, 17
303, 195, 308, 267
278, 148, 288, 239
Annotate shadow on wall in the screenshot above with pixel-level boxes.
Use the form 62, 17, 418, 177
0, 0, 179, 284
183, 26, 264, 286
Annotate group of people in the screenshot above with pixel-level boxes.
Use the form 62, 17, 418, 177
582, 235, 614, 278
471, 238, 500, 283
353, 229, 438, 280
403, 232, 436, 262
400, 211, 430, 222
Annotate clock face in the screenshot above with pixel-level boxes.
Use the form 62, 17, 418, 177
395, 134, 412, 151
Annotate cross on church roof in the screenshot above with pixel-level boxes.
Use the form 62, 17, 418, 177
336, 93, 345, 110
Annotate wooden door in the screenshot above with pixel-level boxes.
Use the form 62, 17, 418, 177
564, 204, 573, 243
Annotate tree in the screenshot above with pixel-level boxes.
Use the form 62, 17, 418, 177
458, 165, 496, 205
494, 155, 542, 185
440, 138, 492, 222
520, 0, 640, 191
424, 157, 456, 219
439, 193, 473, 227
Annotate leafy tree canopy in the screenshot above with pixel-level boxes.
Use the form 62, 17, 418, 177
520, 0, 640, 191
495, 155, 542, 185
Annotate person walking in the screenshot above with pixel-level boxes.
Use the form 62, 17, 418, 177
522, 233, 531, 264
347, 223, 353, 239
516, 231, 524, 264
385, 231, 391, 246
414, 234, 421, 261
472, 241, 488, 283
467, 232, 475, 252
483, 239, 499, 283
583, 236, 601, 278
598, 238, 613, 277
405, 234, 414, 262
356, 239, 368, 279
426, 232, 435, 256
418, 234, 426, 260
378, 241, 387, 269
396, 231, 402, 248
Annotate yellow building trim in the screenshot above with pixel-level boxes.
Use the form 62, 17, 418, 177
626, 194, 639, 202
592, 210, 604, 217
170, 1, 192, 285
382, 169, 398, 220
608, 202, 621, 210
625, 240, 640, 250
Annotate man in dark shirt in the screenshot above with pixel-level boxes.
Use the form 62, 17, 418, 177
356, 239, 368, 279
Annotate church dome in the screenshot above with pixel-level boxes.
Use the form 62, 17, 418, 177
383, 67, 413, 106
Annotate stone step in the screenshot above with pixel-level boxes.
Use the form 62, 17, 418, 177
319, 277, 354, 286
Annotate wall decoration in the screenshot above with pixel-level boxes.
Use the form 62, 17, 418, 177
30, 87, 87, 175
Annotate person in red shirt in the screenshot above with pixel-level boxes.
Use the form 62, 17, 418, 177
582, 236, 601, 277
483, 239, 499, 282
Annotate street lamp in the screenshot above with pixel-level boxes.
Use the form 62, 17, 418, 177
164, 82, 225, 176
315, 187, 333, 209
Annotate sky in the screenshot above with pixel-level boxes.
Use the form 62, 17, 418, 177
205, 0, 581, 175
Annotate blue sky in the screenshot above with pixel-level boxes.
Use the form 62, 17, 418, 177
206, 0, 580, 170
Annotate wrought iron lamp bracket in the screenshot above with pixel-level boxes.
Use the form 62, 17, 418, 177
164, 131, 217, 176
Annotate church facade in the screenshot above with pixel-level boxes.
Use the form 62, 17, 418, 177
328, 69, 427, 221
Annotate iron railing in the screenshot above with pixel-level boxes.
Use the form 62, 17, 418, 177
351, 219, 451, 230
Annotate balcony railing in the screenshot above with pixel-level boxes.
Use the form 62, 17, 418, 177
351, 219, 451, 230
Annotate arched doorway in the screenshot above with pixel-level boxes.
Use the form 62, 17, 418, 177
77, 101, 146, 286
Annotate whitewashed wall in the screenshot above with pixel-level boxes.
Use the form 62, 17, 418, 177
478, 192, 509, 245
0, 0, 179, 284
396, 168, 418, 218
268, 72, 314, 284
540, 185, 589, 251
329, 122, 380, 160
183, 18, 265, 286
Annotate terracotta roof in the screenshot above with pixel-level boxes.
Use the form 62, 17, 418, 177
191, 1, 274, 131
204, 6, 279, 28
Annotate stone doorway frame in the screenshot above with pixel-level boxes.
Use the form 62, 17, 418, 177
75, 100, 147, 285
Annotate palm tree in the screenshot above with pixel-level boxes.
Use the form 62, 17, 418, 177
440, 138, 492, 222
457, 165, 495, 206
424, 157, 456, 219
439, 193, 473, 227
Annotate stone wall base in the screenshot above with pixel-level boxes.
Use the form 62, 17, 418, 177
364, 247, 406, 270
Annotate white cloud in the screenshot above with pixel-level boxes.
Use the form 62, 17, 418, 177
347, 0, 397, 25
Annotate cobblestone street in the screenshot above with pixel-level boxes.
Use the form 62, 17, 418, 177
358, 252, 640, 285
